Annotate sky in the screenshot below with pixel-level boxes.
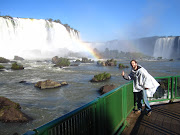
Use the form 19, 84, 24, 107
0, 0, 180, 42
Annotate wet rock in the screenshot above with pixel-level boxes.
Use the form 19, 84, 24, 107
81, 57, 94, 63
99, 84, 116, 95
0, 97, 31, 123
19, 81, 27, 83
11, 62, 24, 70
35, 80, 61, 89
0, 57, 10, 63
0, 64, 5, 69
91, 72, 111, 82
97, 59, 117, 66
52, 56, 70, 67
14, 56, 24, 61
52, 56, 59, 64
61, 81, 68, 86
70, 63, 79, 66
118, 63, 129, 69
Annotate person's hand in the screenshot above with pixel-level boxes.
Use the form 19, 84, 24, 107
122, 71, 125, 76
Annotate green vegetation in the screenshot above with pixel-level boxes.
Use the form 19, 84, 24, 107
56, 57, 70, 67
0, 14, 79, 34
94, 48, 152, 60
97, 59, 117, 66
119, 63, 129, 69
11, 62, 24, 70
157, 57, 162, 60
81, 57, 94, 63
0, 15, 13, 19
91, 72, 111, 82
46, 18, 78, 33
0, 65, 4, 69
54, 19, 62, 24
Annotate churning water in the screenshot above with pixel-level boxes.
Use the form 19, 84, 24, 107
0, 59, 180, 135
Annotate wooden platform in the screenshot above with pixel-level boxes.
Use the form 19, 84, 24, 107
121, 101, 180, 135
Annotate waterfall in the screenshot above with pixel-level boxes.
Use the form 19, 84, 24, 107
0, 17, 82, 59
153, 37, 180, 59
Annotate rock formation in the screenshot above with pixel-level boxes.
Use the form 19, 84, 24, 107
91, 72, 111, 82
0, 97, 32, 122
14, 56, 24, 61
99, 84, 116, 95
35, 80, 68, 89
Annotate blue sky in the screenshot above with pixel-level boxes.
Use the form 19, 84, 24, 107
0, 0, 180, 42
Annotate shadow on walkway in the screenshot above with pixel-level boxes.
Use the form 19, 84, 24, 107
122, 101, 180, 135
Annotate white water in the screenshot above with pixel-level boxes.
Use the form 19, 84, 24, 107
153, 37, 180, 59
0, 17, 83, 59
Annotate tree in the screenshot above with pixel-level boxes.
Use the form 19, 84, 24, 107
48, 18, 53, 22
54, 19, 62, 24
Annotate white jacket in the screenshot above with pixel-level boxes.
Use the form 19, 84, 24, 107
124, 65, 160, 97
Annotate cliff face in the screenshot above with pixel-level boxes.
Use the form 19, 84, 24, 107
96, 36, 180, 59
0, 17, 80, 59
134, 36, 159, 56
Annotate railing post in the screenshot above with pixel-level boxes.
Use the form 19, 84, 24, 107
175, 76, 177, 99
171, 76, 174, 101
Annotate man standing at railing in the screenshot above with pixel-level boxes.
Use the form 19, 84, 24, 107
121, 60, 160, 116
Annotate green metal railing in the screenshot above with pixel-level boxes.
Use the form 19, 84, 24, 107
149, 75, 180, 102
24, 75, 180, 135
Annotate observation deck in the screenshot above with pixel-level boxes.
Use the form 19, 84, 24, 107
122, 101, 180, 135
24, 75, 180, 135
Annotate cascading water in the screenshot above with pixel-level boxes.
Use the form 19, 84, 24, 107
153, 37, 180, 59
0, 17, 82, 59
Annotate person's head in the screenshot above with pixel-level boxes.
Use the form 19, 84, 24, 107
130, 60, 138, 70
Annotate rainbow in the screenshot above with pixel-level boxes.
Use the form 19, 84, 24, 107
74, 40, 102, 60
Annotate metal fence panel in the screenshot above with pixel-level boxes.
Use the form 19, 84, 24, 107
24, 76, 180, 135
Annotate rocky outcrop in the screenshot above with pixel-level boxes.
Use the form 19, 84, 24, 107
35, 80, 68, 89
52, 56, 59, 64
91, 72, 111, 82
81, 57, 94, 63
11, 62, 24, 70
14, 56, 24, 61
99, 85, 116, 95
0, 57, 10, 63
0, 64, 5, 69
118, 63, 129, 69
61, 81, 68, 86
52, 56, 70, 67
0, 97, 31, 123
97, 59, 117, 66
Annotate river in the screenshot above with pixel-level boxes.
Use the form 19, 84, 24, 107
0, 59, 180, 135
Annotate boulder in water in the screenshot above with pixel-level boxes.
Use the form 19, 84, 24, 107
99, 84, 116, 95
35, 80, 62, 89
0, 97, 32, 123
52, 56, 70, 67
97, 59, 117, 66
14, 56, 24, 61
11, 62, 24, 70
91, 72, 111, 82
61, 81, 68, 86
0, 57, 10, 63
81, 57, 94, 63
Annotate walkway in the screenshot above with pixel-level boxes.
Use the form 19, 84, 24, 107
121, 101, 180, 135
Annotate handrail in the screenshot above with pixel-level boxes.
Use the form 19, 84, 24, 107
24, 75, 180, 135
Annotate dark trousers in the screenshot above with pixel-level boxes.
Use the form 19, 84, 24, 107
134, 91, 143, 110
134, 90, 151, 112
